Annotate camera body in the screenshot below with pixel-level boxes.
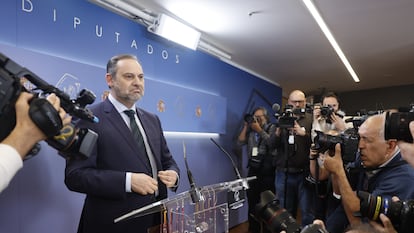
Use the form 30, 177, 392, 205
357, 191, 414, 233
277, 104, 298, 128
320, 105, 334, 118
244, 113, 256, 124
255, 190, 328, 233
385, 106, 414, 143
0, 52, 98, 159
313, 128, 359, 163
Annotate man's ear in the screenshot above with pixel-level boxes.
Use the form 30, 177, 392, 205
387, 139, 397, 150
105, 73, 113, 88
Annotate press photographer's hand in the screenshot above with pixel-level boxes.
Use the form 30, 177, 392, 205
250, 117, 263, 133
2, 92, 70, 159
370, 213, 398, 233
330, 113, 346, 131
293, 121, 306, 136
313, 104, 321, 120
323, 143, 344, 174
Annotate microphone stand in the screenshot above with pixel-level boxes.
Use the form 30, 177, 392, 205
183, 141, 205, 204
210, 138, 248, 188
210, 138, 251, 210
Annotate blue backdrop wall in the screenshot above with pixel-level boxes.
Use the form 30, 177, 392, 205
0, 0, 282, 232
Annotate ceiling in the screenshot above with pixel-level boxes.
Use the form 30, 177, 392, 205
93, 0, 414, 97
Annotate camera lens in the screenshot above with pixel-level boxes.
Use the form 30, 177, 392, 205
357, 191, 414, 233
255, 191, 301, 233
385, 111, 414, 143
244, 114, 254, 124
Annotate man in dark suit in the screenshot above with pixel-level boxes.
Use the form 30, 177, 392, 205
65, 54, 180, 233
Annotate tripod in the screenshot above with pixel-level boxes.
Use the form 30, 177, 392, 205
281, 127, 296, 209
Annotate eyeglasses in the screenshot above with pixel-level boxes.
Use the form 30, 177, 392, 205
254, 115, 265, 118
290, 100, 305, 104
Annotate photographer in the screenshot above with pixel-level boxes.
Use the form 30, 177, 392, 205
322, 114, 414, 232
273, 90, 314, 226
311, 92, 351, 141
0, 92, 70, 192
237, 106, 276, 233
310, 92, 352, 224
368, 121, 414, 233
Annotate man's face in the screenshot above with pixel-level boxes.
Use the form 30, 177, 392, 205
358, 116, 389, 168
107, 58, 144, 108
288, 92, 305, 109
253, 109, 267, 126
323, 97, 339, 112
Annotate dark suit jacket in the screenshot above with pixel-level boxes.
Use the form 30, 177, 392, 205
65, 99, 180, 233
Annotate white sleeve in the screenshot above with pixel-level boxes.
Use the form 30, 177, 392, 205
0, 144, 24, 192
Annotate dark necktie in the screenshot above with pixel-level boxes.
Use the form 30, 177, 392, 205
124, 110, 157, 180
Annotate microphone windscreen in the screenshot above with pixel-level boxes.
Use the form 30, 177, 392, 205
272, 103, 281, 112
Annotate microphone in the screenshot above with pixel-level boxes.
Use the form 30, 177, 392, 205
272, 103, 281, 117
182, 141, 205, 203
210, 138, 247, 209
272, 103, 281, 112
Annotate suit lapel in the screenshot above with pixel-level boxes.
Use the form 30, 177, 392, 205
103, 100, 152, 172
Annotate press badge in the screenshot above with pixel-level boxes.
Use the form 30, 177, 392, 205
252, 147, 258, 156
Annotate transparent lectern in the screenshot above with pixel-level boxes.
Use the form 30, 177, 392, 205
114, 177, 255, 233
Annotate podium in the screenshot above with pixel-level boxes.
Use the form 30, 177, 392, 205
114, 177, 256, 233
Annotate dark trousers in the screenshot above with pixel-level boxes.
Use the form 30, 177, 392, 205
247, 167, 275, 233
275, 170, 314, 226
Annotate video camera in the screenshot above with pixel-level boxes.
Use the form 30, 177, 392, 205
276, 104, 298, 128
385, 105, 414, 143
254, 190, 328, 233
312, 128, 359, 163
0, 52, 98, 159
357, 191, 414, 233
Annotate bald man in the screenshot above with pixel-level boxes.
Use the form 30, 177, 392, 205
273, 90, 314, 226
322, 114, 414, 233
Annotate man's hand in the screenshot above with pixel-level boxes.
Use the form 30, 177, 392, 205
2, 93, 70, 158
323, 144, 344, 175
293, 121, 306, 136
313, 105, 321, 120
250, 119, 262, 133
131, 173, 158, 195
330, 113, 346, 131
370, 213, 398, 233
158, 170, 178, 188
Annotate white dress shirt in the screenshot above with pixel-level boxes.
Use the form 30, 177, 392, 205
0, 144, 23, 192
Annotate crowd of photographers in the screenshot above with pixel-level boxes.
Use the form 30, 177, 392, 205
241, 90, 414, 233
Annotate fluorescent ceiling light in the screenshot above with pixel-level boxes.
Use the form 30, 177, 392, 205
153, 14, 201, 50
303, 0, 360, 83
90, 0, 230, 59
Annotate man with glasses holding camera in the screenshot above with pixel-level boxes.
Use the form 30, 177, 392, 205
273, 90, 314, 226
237, 106, 276, 233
